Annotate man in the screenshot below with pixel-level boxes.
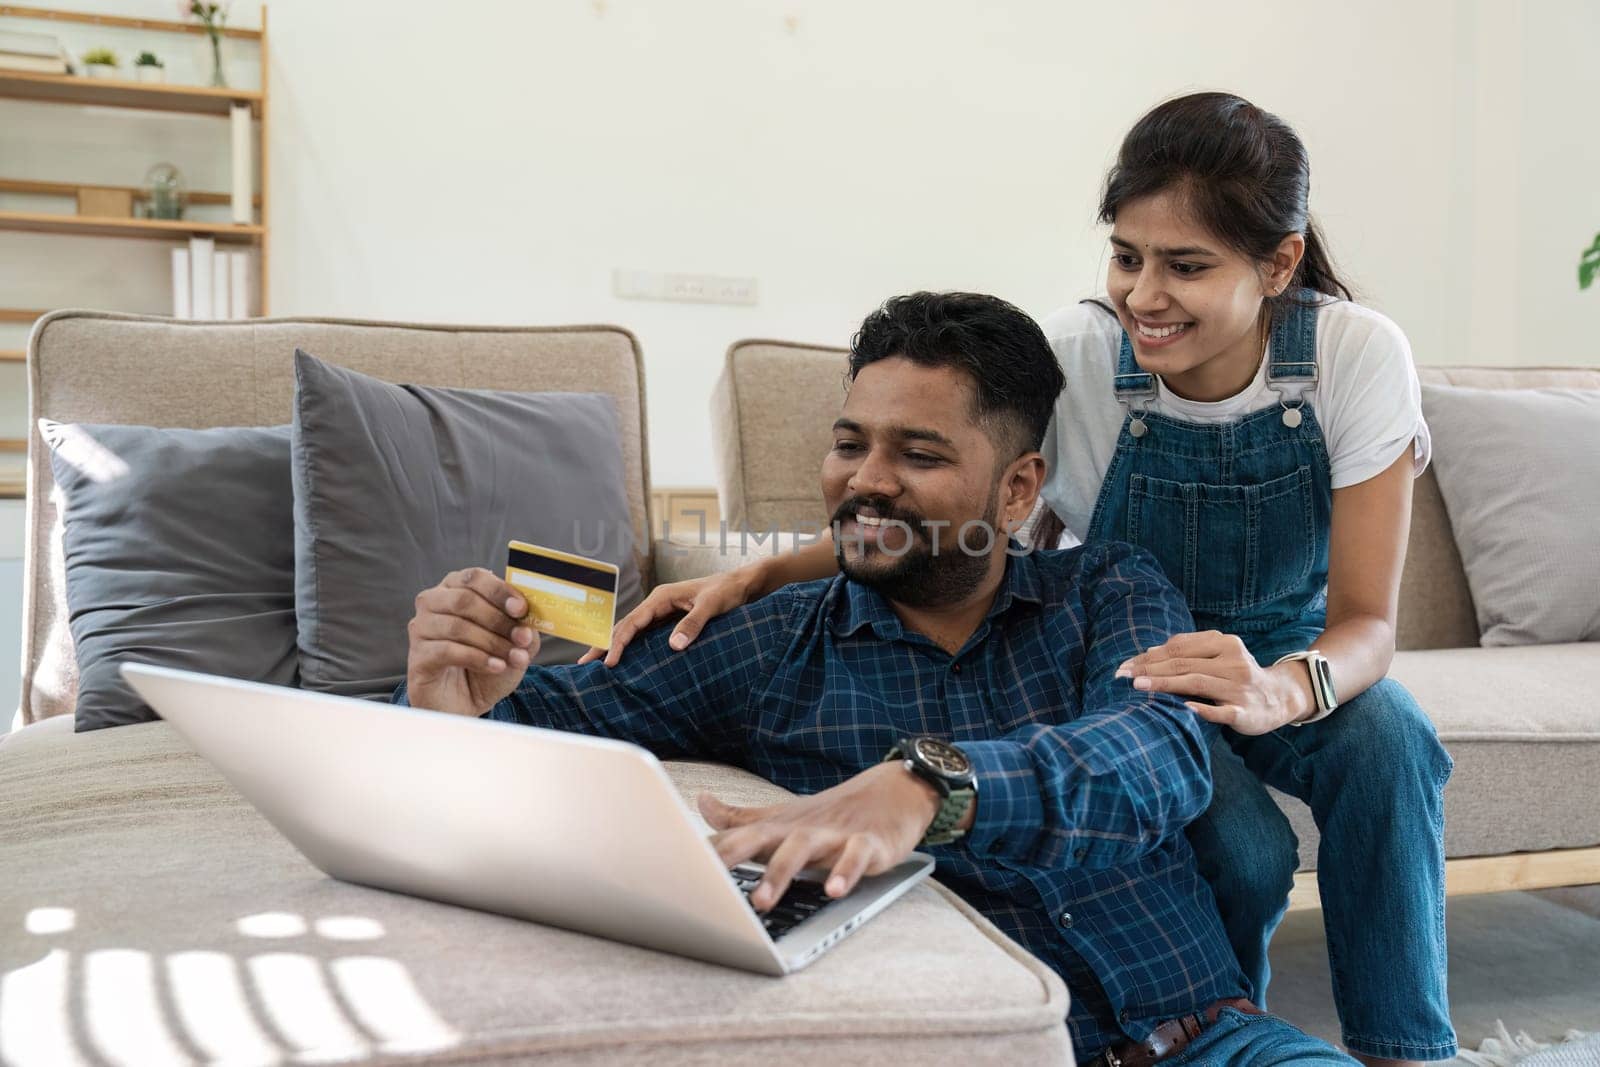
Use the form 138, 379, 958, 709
398, 292, 1352, 1065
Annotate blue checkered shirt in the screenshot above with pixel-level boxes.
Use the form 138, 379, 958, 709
395, 541, 1247, 1058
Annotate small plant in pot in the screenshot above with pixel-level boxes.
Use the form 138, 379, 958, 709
134, 51, 165, 83
1581, 233, 1600, 292
82, 47, 119, 78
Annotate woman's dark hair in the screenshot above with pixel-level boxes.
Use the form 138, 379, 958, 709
1100, 91, 1353, 307
848, 291, 1065, 461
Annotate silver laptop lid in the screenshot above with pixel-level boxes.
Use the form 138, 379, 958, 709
121, 663, 788, 974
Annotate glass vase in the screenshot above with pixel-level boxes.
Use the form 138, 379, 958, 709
208, 32, 226, 87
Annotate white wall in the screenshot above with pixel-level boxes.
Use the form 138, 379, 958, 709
3, 0, 1599, 490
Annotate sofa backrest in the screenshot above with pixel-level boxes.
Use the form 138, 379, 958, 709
712, 339, 850, 533
21, 311, 653, 726
711, 339, 1600, 652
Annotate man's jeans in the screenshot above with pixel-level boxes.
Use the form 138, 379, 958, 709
1186, 678, 1458, 1061
1171, 1008, 1358, 1064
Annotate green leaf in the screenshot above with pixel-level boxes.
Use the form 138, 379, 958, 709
1582, 233, 1600, 291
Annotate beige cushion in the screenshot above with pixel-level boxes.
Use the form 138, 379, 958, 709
1402, 367, 1600, 650
22, 312, 655, 728
1281, 644, 1600, 868
1420, 383, 1600, 646
0, 718, 1072, 1064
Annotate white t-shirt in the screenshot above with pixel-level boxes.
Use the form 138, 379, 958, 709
1037, 298, 1432, 543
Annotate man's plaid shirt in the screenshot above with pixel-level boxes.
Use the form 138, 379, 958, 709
396, 541, 1247, 1058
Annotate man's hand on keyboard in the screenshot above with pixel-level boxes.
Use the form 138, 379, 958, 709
698, 762, 941, 911
406, 567, 541, 717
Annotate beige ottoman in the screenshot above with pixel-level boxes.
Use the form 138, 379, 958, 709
0, 717, 1072, 1064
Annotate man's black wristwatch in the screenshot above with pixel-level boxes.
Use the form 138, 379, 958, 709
884, 736, 978, 846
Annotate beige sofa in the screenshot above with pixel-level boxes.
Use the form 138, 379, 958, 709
709, 340, 1600, 909
1, 312, 1073, 1065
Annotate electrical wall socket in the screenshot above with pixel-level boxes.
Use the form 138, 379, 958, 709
613, 269, 759, 306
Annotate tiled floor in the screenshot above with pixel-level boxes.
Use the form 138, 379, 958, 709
1269, 888, 1600, 1062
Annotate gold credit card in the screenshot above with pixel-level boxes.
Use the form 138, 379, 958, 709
505, 540, 620, 650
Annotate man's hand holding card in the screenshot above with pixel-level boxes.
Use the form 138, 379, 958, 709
404, 567, 540, 717
404, 542, 620, 719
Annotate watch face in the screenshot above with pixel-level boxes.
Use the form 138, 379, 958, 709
1311, 656, 1337, 705
913, 737, 972, 777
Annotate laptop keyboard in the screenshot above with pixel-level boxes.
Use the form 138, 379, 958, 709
731, 866, 832, 939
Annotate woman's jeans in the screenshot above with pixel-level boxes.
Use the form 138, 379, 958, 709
1185, 678, 1458, 1061
1174, 1008, 1358, 1065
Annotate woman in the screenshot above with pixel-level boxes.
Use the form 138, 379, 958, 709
586, 92, 1454, 1066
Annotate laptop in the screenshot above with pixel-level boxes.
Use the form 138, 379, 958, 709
121, 663, 935, 976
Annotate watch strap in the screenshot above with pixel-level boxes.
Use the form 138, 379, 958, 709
920, 783, 975, 847
1274, 650, 1337, 726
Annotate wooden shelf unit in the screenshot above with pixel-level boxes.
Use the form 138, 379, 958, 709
0, 4, 271, 311
0, 5, 271, 501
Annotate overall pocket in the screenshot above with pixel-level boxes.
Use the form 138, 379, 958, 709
1126, 466, 1315, 616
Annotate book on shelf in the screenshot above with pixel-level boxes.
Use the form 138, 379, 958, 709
0, 52, 69, 73
171, 242, 251, 320
0, 30, 72, 74
228, 251, 250, 318
171, 248, 191, 318
189, 237, 215, 319
211, 248, 230, 320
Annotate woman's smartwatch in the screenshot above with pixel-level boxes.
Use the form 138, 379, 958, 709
884, 736, 978, 846
1274, 650, 1339, 725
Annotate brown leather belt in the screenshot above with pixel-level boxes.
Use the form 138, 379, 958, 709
1085, 998, 1265, 1067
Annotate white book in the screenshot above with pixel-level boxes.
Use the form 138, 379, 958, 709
171, 248, 191, 319
212, 251, 230, 321
228, 251, 250, 319
0, 53, 69, 73
190, 237, 215, 319
230, 105, 253, 224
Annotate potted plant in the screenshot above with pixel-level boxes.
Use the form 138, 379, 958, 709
82, 48, 118, 79
1581, 233, 1600, 291
134, 51, 165, 83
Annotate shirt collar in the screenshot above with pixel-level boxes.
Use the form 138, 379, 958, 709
828, 543, 1045, 641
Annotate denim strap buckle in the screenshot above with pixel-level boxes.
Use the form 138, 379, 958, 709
1266, 359, 1319, 385
1113, 371, 1158, 397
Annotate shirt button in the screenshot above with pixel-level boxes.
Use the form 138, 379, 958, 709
1074, 848, 1087, 862
1059, 911, 1074, 928
1120, 1009, 1131, 1025
951, 663, 962, 674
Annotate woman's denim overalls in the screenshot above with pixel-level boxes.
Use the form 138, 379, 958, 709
1082, 296, 1457, 1061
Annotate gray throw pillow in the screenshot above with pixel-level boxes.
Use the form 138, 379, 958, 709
1422, 384, 1600, 646
291, 349, 643, 698
40, 420, 299, 731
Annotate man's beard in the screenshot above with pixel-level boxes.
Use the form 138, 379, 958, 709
830, 493, 1001, 609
